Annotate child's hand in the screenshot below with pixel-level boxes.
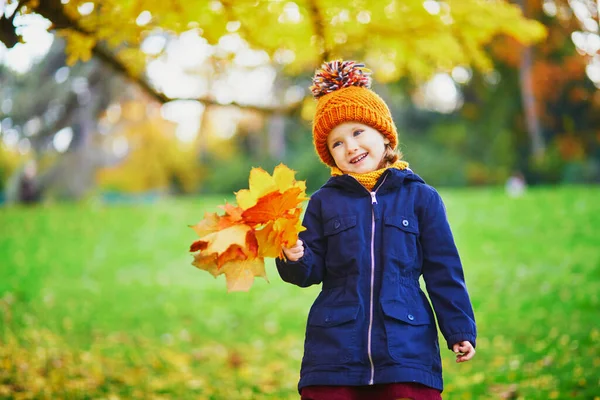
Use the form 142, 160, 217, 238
282, 240, 304, 262
452, 341, 475, 363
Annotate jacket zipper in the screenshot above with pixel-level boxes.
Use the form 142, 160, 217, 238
366, 174, 388, 385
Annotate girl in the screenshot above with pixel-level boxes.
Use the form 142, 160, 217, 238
277, 61, 476, 400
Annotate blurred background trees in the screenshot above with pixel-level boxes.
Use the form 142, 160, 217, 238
0, 0, 598, 202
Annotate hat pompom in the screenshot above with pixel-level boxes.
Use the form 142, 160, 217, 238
310, 60, 372, 99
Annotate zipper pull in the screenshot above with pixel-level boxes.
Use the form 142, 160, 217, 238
370, 192, 377, 204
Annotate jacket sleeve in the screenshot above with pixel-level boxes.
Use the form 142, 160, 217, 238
420, 186, 477, 349
275, 195, 326, 288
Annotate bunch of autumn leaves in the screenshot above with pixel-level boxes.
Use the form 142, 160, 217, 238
189, 164, 308, 292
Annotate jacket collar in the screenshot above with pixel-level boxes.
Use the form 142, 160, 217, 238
322, 167, 425, 193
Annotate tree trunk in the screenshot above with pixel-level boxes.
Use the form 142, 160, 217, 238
267, 113, 286, 159
517, 0, 545, 158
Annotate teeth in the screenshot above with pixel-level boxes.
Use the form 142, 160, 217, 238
351, 153, 367, 163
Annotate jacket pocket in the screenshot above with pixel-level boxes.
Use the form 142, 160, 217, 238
324, 215, 359, 271
305, 305, 360, 365
380, 301, 435, 366
324, 215, 357, 236
384, 215, 419, 265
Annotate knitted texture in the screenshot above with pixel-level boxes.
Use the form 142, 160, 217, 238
313, 86, 398, 166
331, 160, 409, 191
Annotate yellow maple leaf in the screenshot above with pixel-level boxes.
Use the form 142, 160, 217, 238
220, 257, 268, 292
254, 222, 279, 258
201, 224, 250, 255
235, 163, 307, 210
273, 163, 296, 192
235, 168, 277, 209
274, 214, 306, 248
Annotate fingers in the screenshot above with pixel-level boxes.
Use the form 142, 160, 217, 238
452, 343, 460, 353
453, 341, 476, 363
282, 240, 304, 262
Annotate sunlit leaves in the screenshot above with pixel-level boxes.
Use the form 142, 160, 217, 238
19, 0, 546, 82
59, 29, 96, 66
0, 323, 303, 398
189, 164, 307, 292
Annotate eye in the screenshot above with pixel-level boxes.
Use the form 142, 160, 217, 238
353, 129, 363, 137
331, 141, 342, 148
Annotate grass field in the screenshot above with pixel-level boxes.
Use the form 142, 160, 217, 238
1, 186, 599, 399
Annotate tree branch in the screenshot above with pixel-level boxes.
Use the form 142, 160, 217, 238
0, 0, 28, 48
307, 0, 329, 63
27, 0, 304, 116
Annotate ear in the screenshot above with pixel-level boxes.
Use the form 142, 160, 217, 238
384, 138, 390, 145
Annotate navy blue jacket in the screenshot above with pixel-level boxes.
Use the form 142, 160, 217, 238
276, 168, 476, 392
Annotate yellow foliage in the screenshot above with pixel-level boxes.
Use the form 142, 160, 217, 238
0, 143, 25, 189
33, 0, 545, 81
59, 29, 96, 66
96, 103, 201, 194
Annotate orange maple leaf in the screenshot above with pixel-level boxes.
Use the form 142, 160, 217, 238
217, 245, 248, 268
241, 187, 306, 226
217, 203, 245, 229
191, 252, 220, 277
192, 232, 267, 292
190, 212, 220, 237
216, 231, 259, 267
192, 235, 261, 276
245, 230, 259, 258
254, 222, 280, 258
189, 240, 208, 253
254, 215, 306, 258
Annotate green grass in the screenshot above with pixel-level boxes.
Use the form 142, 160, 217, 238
0, 186, 599, 399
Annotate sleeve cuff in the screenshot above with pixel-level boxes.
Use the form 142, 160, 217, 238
445, 333, 477, 350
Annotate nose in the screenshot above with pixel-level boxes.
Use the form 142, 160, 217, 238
346, 138, 358, 154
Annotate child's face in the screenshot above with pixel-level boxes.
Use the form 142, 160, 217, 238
327, 122, 389, 174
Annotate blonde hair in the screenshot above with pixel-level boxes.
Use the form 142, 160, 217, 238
377, 144, 403, 169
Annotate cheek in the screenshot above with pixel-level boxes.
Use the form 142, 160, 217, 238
371, 140, 386, 153
329, 147, 346, 164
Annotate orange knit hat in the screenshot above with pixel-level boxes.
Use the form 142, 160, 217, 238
310, 60, 398, 167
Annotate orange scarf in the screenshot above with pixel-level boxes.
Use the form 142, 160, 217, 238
330, 160, 409, 191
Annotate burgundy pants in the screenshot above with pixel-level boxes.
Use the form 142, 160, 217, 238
300, 383, 442, 400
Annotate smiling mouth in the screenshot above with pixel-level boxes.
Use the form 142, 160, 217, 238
350, 153, 368, 164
